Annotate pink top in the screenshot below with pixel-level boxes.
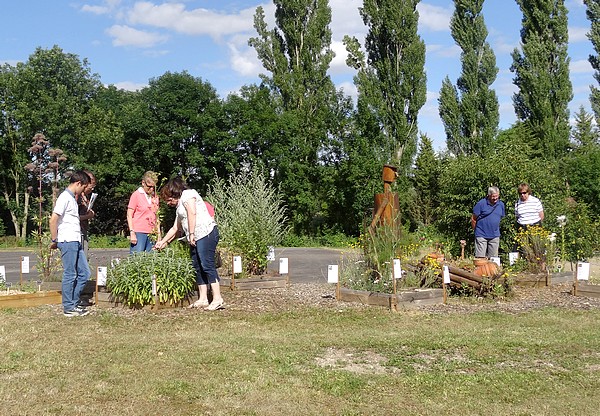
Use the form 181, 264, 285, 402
205, 201, 215, 218
128, 187, 159, 233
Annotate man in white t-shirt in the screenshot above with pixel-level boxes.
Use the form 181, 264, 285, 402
50, 170, 92, 317
515, 182, 544, 229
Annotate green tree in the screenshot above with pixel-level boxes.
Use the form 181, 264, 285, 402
510, 0, 572, 159
571, 105, 598, 147
344, 0, 427, 174
564, 107, 600, 215
0, 46, 102, 238
585, 0, 600, 122
438, 0, 499, 156
249, 1, 341, 234
411, 135, 440, 227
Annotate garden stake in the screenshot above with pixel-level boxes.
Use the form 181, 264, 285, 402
574, 264, 578, 296
94, 262, 99, 307
20, 256, 23, 288
152, 273, 158, 309
231, 254, 236, 290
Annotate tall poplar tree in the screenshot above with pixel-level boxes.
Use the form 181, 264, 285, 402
249, 0, 339, 234
344, 0, 427, 174
510, 0, 572, 159
438, 0, 499, 157
585, 0, 600, 122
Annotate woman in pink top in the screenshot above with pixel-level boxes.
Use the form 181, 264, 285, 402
127, 171, 161, 254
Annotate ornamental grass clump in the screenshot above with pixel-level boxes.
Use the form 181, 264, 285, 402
208, 168, 289, 275
106, 246, 196, 307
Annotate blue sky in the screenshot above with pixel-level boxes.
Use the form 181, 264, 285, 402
0, 0, 594, 150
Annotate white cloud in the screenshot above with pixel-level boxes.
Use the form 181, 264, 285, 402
571, 58, 593, 74
126, 2, 258, 39
569, 26, 589, 43
81, 0, 121, 15
228, 42, 261, 77
417, 3, 452, 32
106, 25, 169, 48
111, 80, 147, 91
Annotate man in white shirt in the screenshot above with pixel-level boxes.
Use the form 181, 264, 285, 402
50, 170, 92, 317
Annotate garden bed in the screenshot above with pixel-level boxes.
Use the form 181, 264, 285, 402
337, 287, 444, 310
0, 290, 62, 309
515, 271, 574, 288
572, 281, 600, 299
220, 275, 289, 291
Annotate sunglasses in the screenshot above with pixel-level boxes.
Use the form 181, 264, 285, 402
519, 192, 528, 195
143, 182, 155, 189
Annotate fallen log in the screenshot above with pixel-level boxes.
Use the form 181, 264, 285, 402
447, 265, 485, 284
448, 273, 481, 290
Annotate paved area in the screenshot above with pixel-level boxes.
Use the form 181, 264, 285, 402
0, 247, 352, 285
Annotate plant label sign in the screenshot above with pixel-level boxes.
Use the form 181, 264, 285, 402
393, 258, 402, 279
490, 257, 501, 266
0, 265, 5, 284
267, 246, 275, 262
577, 262, 590, 281
279, 258, 289, 275
443, 265, 451, 284
21, 256, 30, 274
233, 256, 243, 274
327, 265, 338, 284
509, 252, 519, 265
97, 267, 108, 286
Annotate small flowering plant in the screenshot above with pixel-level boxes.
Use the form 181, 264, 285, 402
514, 225, 555, 273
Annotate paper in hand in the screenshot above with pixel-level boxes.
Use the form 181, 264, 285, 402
87, 193, 98, 211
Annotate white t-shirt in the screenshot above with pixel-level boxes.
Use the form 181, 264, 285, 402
53, 188, 82, 242
176, 189, 216, 242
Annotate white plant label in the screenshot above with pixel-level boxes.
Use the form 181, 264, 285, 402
97, 266, 108, 286
393, 258, 402, 279
21, 256, 29, 274
509, 252, 519, 265
577, 262, 590, 281
0, 265, 5, 283
327, 265, 339, 284
443, 265, 451, 284
233, 256, 243, 274
490, 257, 501, 266
279, 257, 289, 275
267, 246, 275, 262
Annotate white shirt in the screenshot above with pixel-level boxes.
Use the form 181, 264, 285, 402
53, 188, 82, 242
176, 189, 215, 242
515, 195, 544, 225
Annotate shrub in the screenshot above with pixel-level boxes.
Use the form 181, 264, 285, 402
106, 246, 196, 307
208, 168, 289, 275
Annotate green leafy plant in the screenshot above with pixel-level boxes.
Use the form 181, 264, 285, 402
208, 168, 289, 275
30, 229, 61, 282
106, 247, 196, 307
514, 225, 553, 273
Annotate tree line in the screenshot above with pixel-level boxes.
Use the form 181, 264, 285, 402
0, 0, 598, 258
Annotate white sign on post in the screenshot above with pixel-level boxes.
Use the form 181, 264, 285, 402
233, 256, 243, 274
509, 252, 519, 266
279, 257, 289, 275
490, 256, 501, 266
111, 257, 120, 268
97, 267, 108, 286
577, 262, 590, 281
443, 265, 451, 284
327, 265, 339, 283
393, 259, 402, 279
267, 246, 275, 262
21, 256, 30, 274
0, 265, 5, 284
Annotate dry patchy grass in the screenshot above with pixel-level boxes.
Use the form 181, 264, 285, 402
1, 298, 600, 415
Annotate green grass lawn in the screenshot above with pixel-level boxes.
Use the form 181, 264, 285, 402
1, 305, 600, 415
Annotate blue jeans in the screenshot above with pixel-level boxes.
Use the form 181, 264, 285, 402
191, 227, 220, 285
130, 232, 154, 254
58, 241, 91, 312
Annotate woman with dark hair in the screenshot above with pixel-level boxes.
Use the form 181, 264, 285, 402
155, 177, 224, 310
